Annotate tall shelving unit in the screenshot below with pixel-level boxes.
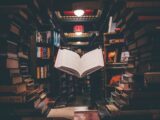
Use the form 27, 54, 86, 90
103, 16, 126, 99
35, 30, 54, 95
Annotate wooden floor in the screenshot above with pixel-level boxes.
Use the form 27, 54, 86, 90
47, 106, 100, 120
74, 111, 100, 120
47, 95, 102, 120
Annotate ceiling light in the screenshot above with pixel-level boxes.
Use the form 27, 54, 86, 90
77, 41, 81, 44
74, 9, 84, 17
75, 32, 83, 36
68, 42, 89, 46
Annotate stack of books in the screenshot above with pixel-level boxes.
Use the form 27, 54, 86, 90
0, 39, 27, 103
110, 0, 160, 73
36, 31, 53, 81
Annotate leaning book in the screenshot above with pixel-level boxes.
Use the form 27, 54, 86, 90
54, 48, 104, 78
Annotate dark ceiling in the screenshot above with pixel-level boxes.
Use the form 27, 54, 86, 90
51, 0, 103, 10
0, 0, 112, 50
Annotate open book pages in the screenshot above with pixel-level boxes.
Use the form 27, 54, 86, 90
54, 48, 104, 78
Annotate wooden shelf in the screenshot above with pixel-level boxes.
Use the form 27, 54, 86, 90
37, 58, 51, 60
36, 42, 52, 47
106, 63, 134, 70
106, 66, 134, 70
106, 62, 128, 65
104, 32, 118, 36
104, 32, 123, 37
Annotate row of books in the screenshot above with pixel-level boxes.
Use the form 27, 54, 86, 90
0, 40, 30, 104
36, 31, 52, 44
107, 72, 160, 112
106, 71, 134, 112
110, 0, 160, 73
53, 30, 61, 47
0, 73, 50, 109
36, 65, 50, 79
37, 47, 51, 59
0, 5, 56, 119
0, 18, 33, 104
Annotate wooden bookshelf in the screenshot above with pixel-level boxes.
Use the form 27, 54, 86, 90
0, 2, 57, 119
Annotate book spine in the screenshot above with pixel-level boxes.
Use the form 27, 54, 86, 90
0, 86, 15, 93
44, 47, 46, 59
6, 58, 19, 69
40, 47, 43, 58
9, 23, 20, 36
0, 84, 26, 94
47, 48, 50, 59
0, 96, 26, 103
37, 67, 40, 79
12, 76, 23, 84
41, 67, 43, 79
37, 47, 40, 58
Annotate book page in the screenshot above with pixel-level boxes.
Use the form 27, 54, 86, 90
54, 49, 81, 75
54, 49, 63, 68
80, 49, 104, 76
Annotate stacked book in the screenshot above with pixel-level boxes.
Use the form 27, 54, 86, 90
111, 0, 160, 73
19, 44, 30, 79
106, 72, 160, 119
0, 40, 27, 103
0, 30, 50, 115
106, 73, 134, 112
0, 39, 51, 114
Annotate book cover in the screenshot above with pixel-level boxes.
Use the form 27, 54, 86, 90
54, 48, 104, 78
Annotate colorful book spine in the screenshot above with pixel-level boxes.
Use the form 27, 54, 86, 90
37, 47, 51, 59
37, 67, 40, 79
36, 65, 49, 79
47, 48, 51, 59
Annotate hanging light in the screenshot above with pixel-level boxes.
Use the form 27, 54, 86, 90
73, 25, 84, 36
74, 9, 84, 17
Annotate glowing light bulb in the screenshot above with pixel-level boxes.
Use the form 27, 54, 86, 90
74, 9, 84, 17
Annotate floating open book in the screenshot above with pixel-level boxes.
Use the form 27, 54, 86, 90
54, 48, 104, 78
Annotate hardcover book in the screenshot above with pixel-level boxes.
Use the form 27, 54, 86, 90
54, 48, 104, 78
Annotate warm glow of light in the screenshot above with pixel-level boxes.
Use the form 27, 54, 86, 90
77, 41, 81, 44
75, 32, 83, 36
74, 9, 84, 17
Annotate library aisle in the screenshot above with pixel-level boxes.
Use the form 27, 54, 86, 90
1, 0, 160, 120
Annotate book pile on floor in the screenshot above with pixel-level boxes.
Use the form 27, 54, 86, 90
0, 28, 54, 120
105, 72, 160, 120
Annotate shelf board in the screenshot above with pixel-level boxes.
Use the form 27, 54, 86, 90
104, 31, 123, 37
36, 58, 51, 61
104, 32, 118, 36
36, 42, 52, 47
106, 66, 134, 69
106, 62, 128, 65
36, 78, 50, 83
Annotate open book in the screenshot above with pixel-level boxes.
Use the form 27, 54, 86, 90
54, 48, 104, 78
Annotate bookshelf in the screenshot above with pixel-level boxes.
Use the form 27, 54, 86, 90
103, 16, 127, 100
35, 31, 53, 81
0, 7, 55, 120
102, 1, 160, 119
